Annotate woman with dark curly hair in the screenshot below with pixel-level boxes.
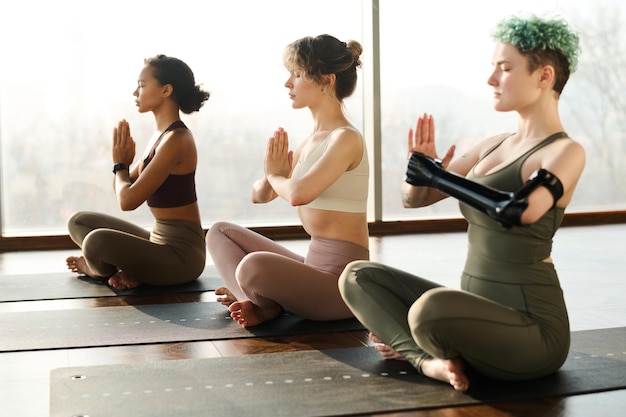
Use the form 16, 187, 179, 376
66, 55, 209, 290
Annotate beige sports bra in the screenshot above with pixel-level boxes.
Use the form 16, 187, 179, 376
291, 126, 369, 213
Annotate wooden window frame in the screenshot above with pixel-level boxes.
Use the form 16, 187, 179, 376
1, 211, 624, 252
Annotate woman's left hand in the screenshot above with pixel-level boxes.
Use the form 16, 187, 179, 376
112, 119, 136, 166
407, 113, 455, 168
264, 127, 293, 178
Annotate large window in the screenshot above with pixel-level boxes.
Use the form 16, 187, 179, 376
0, 0, 363, 236
1, 0, 624, 237
379, 0, 626, 220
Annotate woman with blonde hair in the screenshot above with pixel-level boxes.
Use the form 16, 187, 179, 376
207, 34, 369, 327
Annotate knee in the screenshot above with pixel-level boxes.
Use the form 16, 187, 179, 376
81, 229, 111, 258
66, 211, 80, 228
205, 221, 234, 246
408, 287, 459, 341
235, 251, 271, 290
67, 210, 98, 227
66, 211, 88, 233
338, 260, 378, 303
206, 221, 227, 239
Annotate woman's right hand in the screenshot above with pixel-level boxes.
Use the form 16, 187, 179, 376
407, 113, 455, 168
264, 127, 293, 179
112, 119, 136, 167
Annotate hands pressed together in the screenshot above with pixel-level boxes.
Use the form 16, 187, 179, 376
112, 119, 136, 167
264, 127, 293, 179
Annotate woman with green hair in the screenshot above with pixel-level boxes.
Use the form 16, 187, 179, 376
339, 15, 585, 391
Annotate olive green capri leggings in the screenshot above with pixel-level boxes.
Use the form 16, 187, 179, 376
67, 211, 206, 285
338, 260, 570, 381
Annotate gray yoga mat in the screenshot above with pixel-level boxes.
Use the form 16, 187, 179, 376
0, 265, 222, 302
0, 301, 365, 352
49, 327, 626, 417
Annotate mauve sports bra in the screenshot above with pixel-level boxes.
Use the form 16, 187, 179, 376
143, 120, 197, 208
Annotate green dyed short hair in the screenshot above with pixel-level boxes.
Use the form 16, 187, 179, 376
491, 15, 580, 74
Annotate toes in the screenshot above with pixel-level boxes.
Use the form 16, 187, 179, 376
369, 333, 380, 342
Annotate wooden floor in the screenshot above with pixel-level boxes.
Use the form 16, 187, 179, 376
1, 224, 625, 416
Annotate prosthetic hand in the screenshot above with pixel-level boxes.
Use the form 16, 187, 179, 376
406, 152, 563, 228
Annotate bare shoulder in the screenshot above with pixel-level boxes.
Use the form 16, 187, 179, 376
326, 126, 363, 154
151, 127, 197, 171
561, 136, 585, 155
323, 126, 364, 169
330, 126, 362, 143
543, 136, 586, 171
160, 126, 196, 149
170, 125, 195, 141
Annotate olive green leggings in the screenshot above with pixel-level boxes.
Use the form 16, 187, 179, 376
338, 260, 570, 381
67, 211, 206, 285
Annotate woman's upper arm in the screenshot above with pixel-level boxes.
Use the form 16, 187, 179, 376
542, 140, 586, 197
292, 129, 363, 204
522, 140, 586, 224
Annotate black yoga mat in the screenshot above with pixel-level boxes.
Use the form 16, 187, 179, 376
0, 301, 364, 352
0, 265, 222, 302
49, 327, 626, 417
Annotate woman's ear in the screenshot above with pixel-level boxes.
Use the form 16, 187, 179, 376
325, 73, 336, 88
321, 73, 336, 95
162, 84, 173, 98
539, 65, 555, 88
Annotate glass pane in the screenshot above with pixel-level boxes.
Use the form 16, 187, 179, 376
380, 0, 626, 220
0, 0, 363, 236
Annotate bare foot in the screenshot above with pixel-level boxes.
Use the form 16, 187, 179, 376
108, 270, 142, 290
228, 300, 282, 328
66, 256, 100, 278
369, 333, 407, 360
215, 287, 238, 306
420, 357, 469, 391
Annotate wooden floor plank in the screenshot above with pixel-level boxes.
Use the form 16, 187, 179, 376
1, 225, 625, 416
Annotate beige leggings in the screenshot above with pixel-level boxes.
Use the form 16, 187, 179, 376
67, 211, 206, 285
205, 221, 369, 321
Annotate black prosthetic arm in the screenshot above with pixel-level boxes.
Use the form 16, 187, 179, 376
406, 152, 528, 228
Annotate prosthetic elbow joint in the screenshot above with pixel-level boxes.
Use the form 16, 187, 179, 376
495, 168, 564, 227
